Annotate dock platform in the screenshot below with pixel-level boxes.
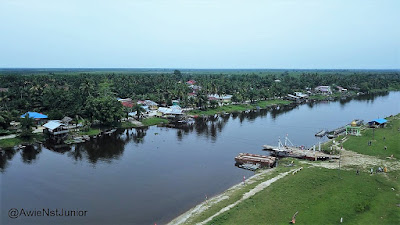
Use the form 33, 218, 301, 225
262, 145, 339, 161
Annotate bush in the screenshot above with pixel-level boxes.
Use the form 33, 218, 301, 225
355, 202, 370, 213
0, 129, 11, 136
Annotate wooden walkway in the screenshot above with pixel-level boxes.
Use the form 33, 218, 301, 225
263, 145, 339, 161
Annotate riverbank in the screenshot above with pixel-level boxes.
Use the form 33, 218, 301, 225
188, 99, 291, 116
0, 134, 44, 149
170, 113, 400, 225
168, 158, 302, 225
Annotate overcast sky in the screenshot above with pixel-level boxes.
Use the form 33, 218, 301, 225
0, 0, 399, 69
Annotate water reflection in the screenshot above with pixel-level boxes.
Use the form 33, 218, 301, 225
0, 148, 18, 172
0, 91, 395, 172
20, 145, 41, 164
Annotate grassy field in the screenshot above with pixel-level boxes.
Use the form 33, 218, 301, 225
0, 134, 44, 148
343, 114, 400, 159
188, 100, 291, 116
0, 137, 22, 148
79, 128, 101, 136
119, 121, 138, 128
141, 117, 169, 126
207, 167, 400, 225
183, 158, 301, 224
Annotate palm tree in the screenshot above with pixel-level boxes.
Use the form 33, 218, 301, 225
132, 104, 145, 120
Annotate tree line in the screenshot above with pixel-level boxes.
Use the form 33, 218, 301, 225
0, 70, 399, 125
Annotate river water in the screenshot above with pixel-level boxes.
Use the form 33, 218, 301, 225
1, 91, 399, 225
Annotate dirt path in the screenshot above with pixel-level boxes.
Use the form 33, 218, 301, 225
311, 140, 400, 171
169, 139, 399, 225
0, 134, 16, 140
168, 168, 298, 225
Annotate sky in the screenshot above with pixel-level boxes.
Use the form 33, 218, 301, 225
0, 0, 399, 69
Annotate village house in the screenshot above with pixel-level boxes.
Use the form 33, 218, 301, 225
187, 92, 196, 98
294, 92, 309, 99
118, 98, 134, 111
157, 105, 183, 117
189, 85, 201, 93
368, 118, 387, 128
314, 86, 332, 94
43, 120, 69, 142
137, 100, 158, 110
336, 86, 348, 92
207, 94, 233, 103
186, 80, 196, 85
20, 112, 48, 125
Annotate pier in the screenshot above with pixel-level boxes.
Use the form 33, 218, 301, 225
263, 135, 339, 161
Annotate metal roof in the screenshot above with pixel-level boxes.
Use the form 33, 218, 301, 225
20, 112, 48, 119
371, 118, 387, 124
43, 120, 63, 131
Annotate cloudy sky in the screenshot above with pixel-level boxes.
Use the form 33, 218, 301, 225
0, 0, 399, 69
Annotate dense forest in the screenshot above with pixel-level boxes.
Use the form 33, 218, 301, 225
0, 70, 399, 126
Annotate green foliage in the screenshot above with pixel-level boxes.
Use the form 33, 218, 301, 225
79, 128, 101, 136
188, 100, 291, 116
84, 95, 124, 125
20, 114, 34, 139
141, 117, 168, 126
0, 137, 22, 148
0, 111, 13, 129
0, 70, 399, 121
132, 104, 145, 120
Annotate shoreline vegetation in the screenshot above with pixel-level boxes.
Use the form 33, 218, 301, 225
169, 113, 400, 225
0, 90, 396, 149
188, 99, 291, 116
1, 69, 400, 148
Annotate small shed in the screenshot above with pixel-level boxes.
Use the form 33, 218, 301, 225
61, 116, 73, 125
345, 121, 361, 136
368, 118, 387, 128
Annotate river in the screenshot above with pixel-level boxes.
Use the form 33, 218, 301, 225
1, 91, 399, 225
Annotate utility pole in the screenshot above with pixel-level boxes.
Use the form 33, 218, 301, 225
372, 127, 375, 140
338, 145, 342, 179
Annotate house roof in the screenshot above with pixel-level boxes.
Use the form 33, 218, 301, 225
144, 100, 158, 106
61, 116, 73, 123
121, 101, 134, 108
43, 120, 63, 131
21, 112, 48, 119
370, 118, 388, 124
158, 107, 183, 115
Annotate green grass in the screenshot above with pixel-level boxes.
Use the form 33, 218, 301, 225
141, 117, 169, 126
0, 134, 44, 148
0, 137, 22, 148
188, 100, 291, 116
207, 167, 400, 225
185, 158, 302, 224
255, 99, 291, 108
119, 121, 138, 128
79, 128, 101, 136
343, 114, 400, 159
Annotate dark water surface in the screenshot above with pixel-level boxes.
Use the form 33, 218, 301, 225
1, 92, 399, 225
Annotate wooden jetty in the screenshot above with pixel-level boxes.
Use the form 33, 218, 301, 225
263, 135, 339, 161
263, 145, 339, 161
235, 153, 276, 168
